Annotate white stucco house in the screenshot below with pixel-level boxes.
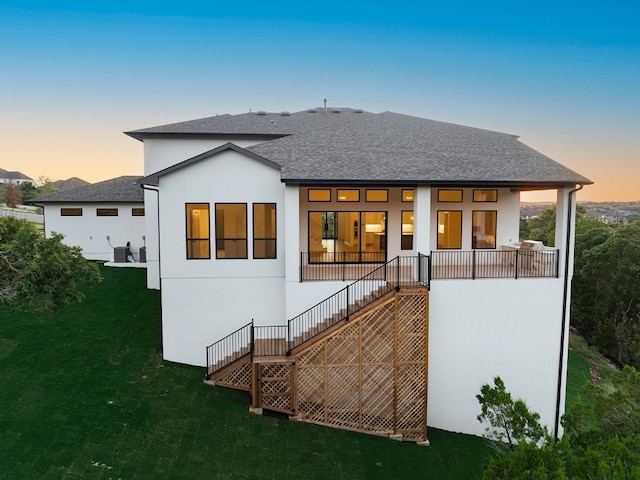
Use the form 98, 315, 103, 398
126, 107, 591, 442
0, 168, 34, 186
31, 176, 146, 262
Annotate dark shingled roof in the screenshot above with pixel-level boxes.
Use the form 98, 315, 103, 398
30, 176, 144, 204
125, 108, 374, 140
0, 168, 34, 181
132, 108, 592, 187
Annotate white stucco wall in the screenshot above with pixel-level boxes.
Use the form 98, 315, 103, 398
43, 203, 145, 261
156, 148, 286, 366
142, 137, 271, 290
427, 277, 566, 436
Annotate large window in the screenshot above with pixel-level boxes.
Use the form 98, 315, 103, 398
216, 203, 247, 259
472, 210, 497, 249
309, 211, 386, 263
437, 210, 462, 249
253, 203, 276, 259
186, 203, 210, 259
401, 211, 414, 250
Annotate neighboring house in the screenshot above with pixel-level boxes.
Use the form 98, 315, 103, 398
126, 108, 592, 442
30, 176, 145, 261
0, 168, 34, 185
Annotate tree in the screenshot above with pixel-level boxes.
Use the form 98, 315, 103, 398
526, 205, 557, 246
479, 368, 640, 479
3, 184, 22, 208
477, 377, 548, 448
572, 221, 640, 366
0, 216, 101, 311
19, 182, 40, 202
36, 175, 57, 196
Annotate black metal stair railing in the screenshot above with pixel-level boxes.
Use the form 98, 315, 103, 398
205, 254, 429, 376
288, 254, 429, 351
205, 321, 253, 379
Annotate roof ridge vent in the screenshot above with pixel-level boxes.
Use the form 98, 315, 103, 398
354, 109, 363, 113
307, 108, 318, 113
256, 111, 267, 116
280, 111, 291, 116
331, 109, 342, 113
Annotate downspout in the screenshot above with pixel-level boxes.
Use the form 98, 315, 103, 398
554, 183, 583, 440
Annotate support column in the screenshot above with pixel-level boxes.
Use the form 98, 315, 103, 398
414, 185, 432, 254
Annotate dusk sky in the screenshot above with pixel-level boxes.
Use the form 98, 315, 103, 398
1, 1, 638, 201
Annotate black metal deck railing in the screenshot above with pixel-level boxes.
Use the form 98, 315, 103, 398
430, 249, 559, 279
206, 249, 557, 376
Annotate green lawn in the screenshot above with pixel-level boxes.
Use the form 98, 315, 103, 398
0, 266, 494, 479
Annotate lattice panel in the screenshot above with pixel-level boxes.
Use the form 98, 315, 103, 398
397, 294, 427, 363
292, 291, 428, 442
297, 342, 324, 366
326, 366, 359, 429
326, 322, 359, 365
259, 363, 293, 413
297, 365, 325, 422
361, 365, 394, 433
361, 302, 395, 364
396, 363, 426, 441
212, 356, 252, 391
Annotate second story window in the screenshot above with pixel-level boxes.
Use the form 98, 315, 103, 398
186, 203, 210, 259
253, 203, 276, 259
216, 203, 247, 259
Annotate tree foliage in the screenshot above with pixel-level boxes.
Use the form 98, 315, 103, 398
19, 182, 40, 202
480, 369, 640, 479
477, 377, 548, 448
3, 184, 22, 208
0, 216, 101, 311
572, 221, 640, 367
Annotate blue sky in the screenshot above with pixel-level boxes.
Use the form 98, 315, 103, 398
1, 1, 638, 201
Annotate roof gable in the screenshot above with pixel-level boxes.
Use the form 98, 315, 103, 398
140, 142, 280, 186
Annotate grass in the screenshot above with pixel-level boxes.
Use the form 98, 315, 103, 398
0, 266, 494, 479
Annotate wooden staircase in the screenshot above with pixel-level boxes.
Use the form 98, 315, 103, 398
206, 285, 429, 444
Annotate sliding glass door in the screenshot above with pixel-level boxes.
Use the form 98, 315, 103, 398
308, 211, 386, 263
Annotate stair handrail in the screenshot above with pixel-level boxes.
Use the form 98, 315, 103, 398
288, 254, 429, 351
205, 320, 254, 378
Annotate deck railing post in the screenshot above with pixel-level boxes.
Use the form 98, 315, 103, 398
300, 251, 303, 282
515, 250, 519, 279
555, 248, 560, 278
472, 250, 476, 279
346, 285, 350, 321
250, 319, 255, 361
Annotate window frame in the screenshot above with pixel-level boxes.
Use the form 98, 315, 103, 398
365, 189, 388, 202
401, 210, 414, 250
186, 203, 211, 260
472, 210, 497, 249
402, 189, 414, 202
437, 189, 463, 202
131, 208, 145, 216
437, 210, 463, 249
253, 203, 277, 259
308, 189, 331, 202
215, 203, 248, 259
337, 189, 360, 202
60, 208, 82, 216
96, 208, 118, 216
473, 189, 498, 202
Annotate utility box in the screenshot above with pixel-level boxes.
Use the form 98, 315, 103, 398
139, 246, 146, 263
114, 246, 127, 263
